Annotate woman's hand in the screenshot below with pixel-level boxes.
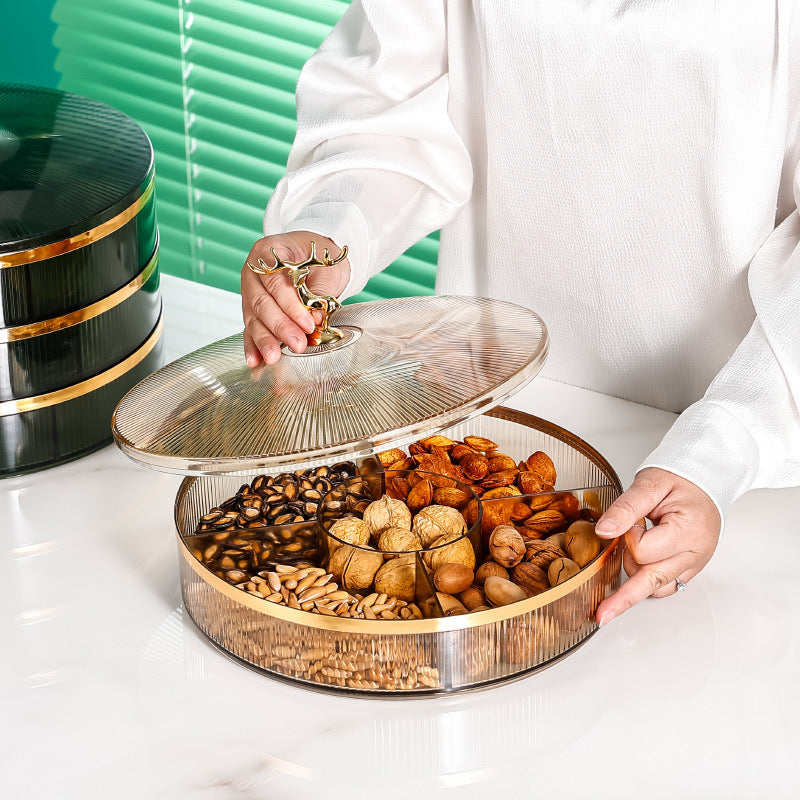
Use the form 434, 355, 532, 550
241, 231, 350, 367
593, 467, 721, 625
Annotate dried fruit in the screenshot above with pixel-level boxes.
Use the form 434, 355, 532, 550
488, 524, 526, 568
433, 563, 475, 595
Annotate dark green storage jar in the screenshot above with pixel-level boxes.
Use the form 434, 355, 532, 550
0, 85, 163, 476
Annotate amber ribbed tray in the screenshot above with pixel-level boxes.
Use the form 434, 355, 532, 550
174, 408, 623, 696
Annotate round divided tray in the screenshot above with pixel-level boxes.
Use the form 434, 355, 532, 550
174, 408, 624, 696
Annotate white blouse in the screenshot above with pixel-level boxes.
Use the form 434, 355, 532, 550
264, 0, 800, 519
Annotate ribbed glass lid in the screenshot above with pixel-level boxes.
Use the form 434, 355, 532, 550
112, 295, 548, 475
0, 84, 153, 251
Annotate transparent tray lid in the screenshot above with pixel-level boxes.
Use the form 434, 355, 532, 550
111, 295, 548, 475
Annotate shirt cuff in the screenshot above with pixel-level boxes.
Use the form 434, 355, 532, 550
268, 201, 371, 300
637, 398, 760, 524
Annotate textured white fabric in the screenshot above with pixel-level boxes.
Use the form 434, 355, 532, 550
264, 0, 800, 518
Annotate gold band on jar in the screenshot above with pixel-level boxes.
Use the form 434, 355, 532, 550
0, 244, 159, 343
0, 315, 162, 416
0, 175, 155, 269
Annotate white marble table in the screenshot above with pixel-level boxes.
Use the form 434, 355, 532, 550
2, 275, 798, 799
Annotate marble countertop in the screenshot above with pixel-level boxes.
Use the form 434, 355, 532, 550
2, 275, 798, 799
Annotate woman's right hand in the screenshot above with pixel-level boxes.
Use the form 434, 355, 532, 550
241, 231, 351, 367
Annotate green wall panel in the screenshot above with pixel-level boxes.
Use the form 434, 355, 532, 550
50, 0, 440, 302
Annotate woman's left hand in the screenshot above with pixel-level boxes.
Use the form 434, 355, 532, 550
593, 467, 721, 626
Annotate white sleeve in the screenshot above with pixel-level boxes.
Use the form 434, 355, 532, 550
639, 157, 800, 519
263, 0, 473, 298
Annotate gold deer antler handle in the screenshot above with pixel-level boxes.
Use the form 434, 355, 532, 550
246, 241, 349, 346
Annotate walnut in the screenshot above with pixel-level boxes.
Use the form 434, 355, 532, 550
412, 504, 467, 547
374, 555, 416, 602
523, 538, 567, 570
511, 562, 549, 597
488, 524, 526, 568
363, 495, 412, 537
424, 531, 476, 572
378, 525, 422, 554
342, 546, 384, 593
327, 517, 370, 551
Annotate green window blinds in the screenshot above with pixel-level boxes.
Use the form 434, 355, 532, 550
51, 0, 440, 302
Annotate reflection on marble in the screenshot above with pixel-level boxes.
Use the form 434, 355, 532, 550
2, 277, 800, 799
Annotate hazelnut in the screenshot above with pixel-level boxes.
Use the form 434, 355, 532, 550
374, 555, 416, 602
433, 563, 475, 595
474, 561, 509, 585
565, 520, 603, 567
424, 531, 476, 572
458, 585, 486, 611
363, 495, 412, 537
511, 562, 549, 597
412, 504, 467, 547
488, 524, 526, 568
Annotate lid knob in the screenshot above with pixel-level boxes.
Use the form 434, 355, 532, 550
246, 241, 349, 345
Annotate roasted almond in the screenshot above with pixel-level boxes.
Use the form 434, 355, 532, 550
464, 435, 498, 452
525, 451, 557, 485
487, 453, 517, 472
433, 486, 472, 509
378, 448, 407, 467
461, 453, 489, 480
